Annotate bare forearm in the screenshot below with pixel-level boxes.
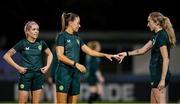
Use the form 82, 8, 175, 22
3, 54, 20, 70
58, 55, 75, 66
128, 49, 144, 56
88, 50, 106, 57
46, 54, 53, 69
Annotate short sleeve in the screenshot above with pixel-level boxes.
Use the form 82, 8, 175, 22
150, 35, 155, 42
13, 40, 24, 52
79, 37, 85, 47
55, 33, 65, 46
157, 34, 168, 47
41, 40, 48, 51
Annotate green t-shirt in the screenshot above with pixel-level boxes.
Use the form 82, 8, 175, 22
50, 48, 58, 79
55, 32, 85, 69
150, 29, 171, 81
85, 55, 101, 85
13, 39, 48, 71
85, 55, 100, 78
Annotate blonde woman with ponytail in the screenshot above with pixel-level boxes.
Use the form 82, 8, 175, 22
3, 21, 53, 103
118, 12, 176, 103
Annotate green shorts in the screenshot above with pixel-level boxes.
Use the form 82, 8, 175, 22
55, 66, 80, 95
150, 77, 170, 88
87, 76, 98, 86
18, 70, 44, 91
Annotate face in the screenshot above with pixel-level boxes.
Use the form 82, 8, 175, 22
27, 24, 39, 39
147, 16, 157, 32
69, 17, 81, 32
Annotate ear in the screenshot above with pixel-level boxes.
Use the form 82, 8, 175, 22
155, 21, 160, 26
68, 21, 73, 26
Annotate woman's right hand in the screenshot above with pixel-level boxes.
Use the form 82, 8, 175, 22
18, 66, 27, 74
117, 52, 127, 63
75, 63, 87, 73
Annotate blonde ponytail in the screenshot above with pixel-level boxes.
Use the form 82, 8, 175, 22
61, 13, 66, 32
163, 17, 176, 48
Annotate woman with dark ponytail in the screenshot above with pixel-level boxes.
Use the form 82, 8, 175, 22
55, 12, 118, 103
118, 12, 176, 103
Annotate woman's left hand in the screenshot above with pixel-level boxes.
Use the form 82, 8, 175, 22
158, 80, 165, 91
40, 66, 48, 74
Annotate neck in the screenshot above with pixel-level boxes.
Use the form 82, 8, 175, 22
155, 27, 163, 33
65, 27, 74, 35
27, 37, 36, 43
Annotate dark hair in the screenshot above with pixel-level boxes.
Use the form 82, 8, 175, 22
149, 12, 176, 48
61, 12, 79, 32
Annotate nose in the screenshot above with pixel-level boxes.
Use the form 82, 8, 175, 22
147, 23, 149, 27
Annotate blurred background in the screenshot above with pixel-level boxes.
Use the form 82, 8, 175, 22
0, 0, 180, 103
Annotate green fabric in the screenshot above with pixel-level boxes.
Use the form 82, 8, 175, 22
150, 29, 171, 87
19, 70, 44, 91
55, 32, 85, 95
50, 48, 57, 82
85, 55, 100, 85
13, 39, 48, 71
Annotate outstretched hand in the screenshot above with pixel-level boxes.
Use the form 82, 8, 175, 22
104, 54, 113, 61
117, 52, 127, 63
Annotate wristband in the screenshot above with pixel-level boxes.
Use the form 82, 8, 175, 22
126, 51, 129, 56
73, 61, 77, 67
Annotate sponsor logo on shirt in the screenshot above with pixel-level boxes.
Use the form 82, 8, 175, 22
67, 39, 71, 43
25, 47, 30, 50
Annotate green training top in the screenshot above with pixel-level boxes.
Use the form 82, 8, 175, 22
85, 55, 100, 78
150, 29, 171, 81
55, 32, 85, 69
50, 48, 58, 79
13, 39, 48, 71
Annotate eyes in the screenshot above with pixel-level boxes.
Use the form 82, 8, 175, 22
31, 26, 39, 31
32, 28, 39, 31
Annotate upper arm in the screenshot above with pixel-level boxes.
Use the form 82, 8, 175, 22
56, 46, 64, 57
160, 46, 169, 59
4, 48, 16, 58
44, 48, 52, 56
141, 40, 153, 53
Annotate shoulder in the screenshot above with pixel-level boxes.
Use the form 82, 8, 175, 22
36, 39, 46, 43
16, 39, 26, 45
56, 32, 66, 39
157, 29, 168, 38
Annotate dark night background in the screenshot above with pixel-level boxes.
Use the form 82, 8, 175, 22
1, 0, 179, 48
1, 0, 180, 102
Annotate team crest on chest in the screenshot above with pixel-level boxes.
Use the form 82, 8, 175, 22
152, 38, 156, 46
38, 45, 42, 51
76, 39, 80, 45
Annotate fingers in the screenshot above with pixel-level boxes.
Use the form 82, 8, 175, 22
119, 59, 123, 64
80, 68, 87, 73
109, 57, 113, 61
158, 85, 165, 91
40, 67, 47, 74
